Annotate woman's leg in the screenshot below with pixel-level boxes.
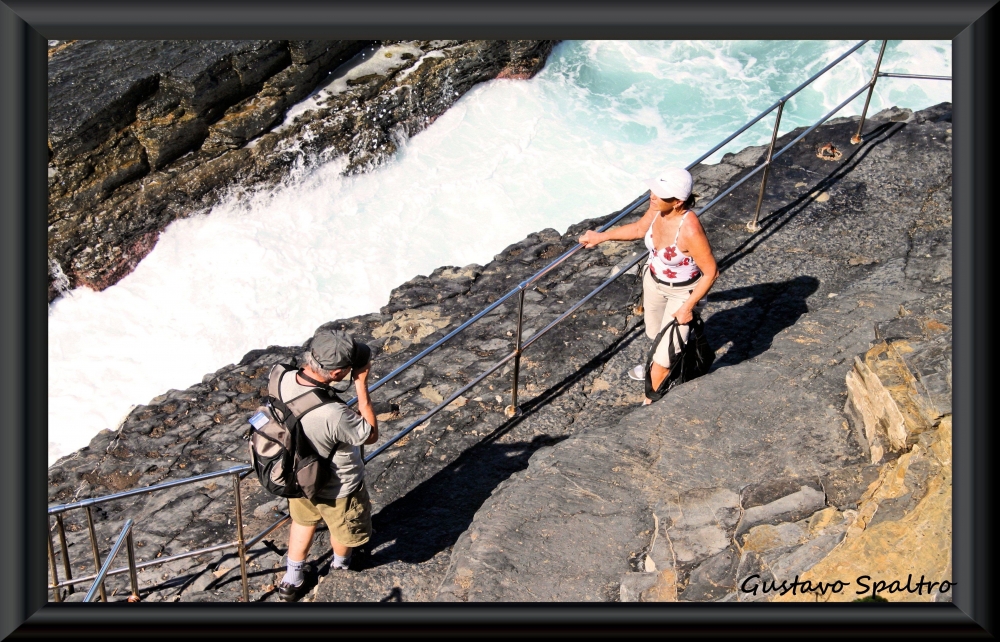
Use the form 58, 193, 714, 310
649, 287, 693, 395
642, 268, 666, 340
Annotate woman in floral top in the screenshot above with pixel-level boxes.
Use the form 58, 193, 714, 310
579, 167, 718, 404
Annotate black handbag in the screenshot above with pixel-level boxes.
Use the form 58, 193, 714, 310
644, 312, 714, 402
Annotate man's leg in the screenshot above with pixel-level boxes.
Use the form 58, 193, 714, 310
324, 484, 372, 570
330, 539, 350, 558
287, 521, 317, 562
282, 500, 320, 591
330, 537, 353, 570
281, 520, 317, 588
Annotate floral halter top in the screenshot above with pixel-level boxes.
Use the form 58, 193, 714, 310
644, 210, 701, 283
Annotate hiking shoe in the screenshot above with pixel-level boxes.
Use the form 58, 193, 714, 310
627, 365, 645, 381
276, 563, 314, 602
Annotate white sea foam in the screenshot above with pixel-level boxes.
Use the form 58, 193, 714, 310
47, 40, 952, 466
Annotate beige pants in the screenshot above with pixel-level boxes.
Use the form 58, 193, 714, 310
643, 267, 703, 368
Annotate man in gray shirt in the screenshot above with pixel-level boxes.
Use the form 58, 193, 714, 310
277, 328, 379, 601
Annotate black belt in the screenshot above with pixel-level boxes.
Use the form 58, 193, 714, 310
648, 267, 701, 288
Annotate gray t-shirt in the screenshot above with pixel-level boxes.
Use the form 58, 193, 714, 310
279, 371, 372, 500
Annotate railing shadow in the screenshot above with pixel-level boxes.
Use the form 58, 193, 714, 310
358, 323, 647, 567
716, 121, 905, 273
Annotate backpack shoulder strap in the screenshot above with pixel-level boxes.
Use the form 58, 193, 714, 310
285, 389, 335, 418
267, 363, 293, 400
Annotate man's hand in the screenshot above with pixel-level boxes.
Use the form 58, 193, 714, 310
353, 361, 371, 384
578, 230, 603, 248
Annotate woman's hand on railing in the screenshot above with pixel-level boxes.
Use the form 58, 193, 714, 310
578, 230, 603, 248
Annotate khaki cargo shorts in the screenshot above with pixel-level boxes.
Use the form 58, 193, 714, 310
288, 482, 372, 548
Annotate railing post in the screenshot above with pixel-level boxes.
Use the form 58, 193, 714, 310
85, 506, 107, 602
46, 522, 62, 602
56, 514, 74, 594
504, 288, 526, 418
851, 40, 888, 144
126, 529, 141, 602
232, 472, 250, 602
747, 100, 786, 233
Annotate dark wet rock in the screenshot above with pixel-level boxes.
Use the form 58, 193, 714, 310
819, 462, 882, 510
46, 104, 950, 603
736, 484, 826, 539
679, 545, 741, 601
47, 39, 557, 301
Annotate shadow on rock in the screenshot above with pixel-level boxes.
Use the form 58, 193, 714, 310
704, 275, 820, 369
362, 433, 569, 567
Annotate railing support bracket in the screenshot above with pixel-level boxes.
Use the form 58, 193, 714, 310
504, 405, 523, 418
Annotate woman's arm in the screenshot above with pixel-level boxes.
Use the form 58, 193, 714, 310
673, 216, 718, 325
578, 205, 656, 248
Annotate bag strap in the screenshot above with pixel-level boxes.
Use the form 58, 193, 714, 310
643, 316, 694, 400
624, 262, 648, 312
269, 365, 344, 407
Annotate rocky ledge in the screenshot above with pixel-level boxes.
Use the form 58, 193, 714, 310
46, 103, 951, 604
47, 39, 556, 301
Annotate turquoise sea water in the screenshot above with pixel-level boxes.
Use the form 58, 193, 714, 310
47, 40, 951, 465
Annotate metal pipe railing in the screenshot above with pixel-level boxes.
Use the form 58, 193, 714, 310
695, 82, 873, 224
84, 519, 139, 602
686, 40, 869, 169
48, 465, 250, 515
879, 72, 951, 81
48, 464, 252, 601
232, 471, 250, 602
852, 40, 888, 144
747, 99, 786, 233
50, 39, 950, 604
342, 190, 652, 409
505, 289, 527, 418
84, 506, 106, 602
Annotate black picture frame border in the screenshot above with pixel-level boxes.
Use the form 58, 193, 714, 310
1, 0, 994, 637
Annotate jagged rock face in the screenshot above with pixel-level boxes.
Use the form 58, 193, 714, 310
45, 104, 951, 603
46, 39, 556, 302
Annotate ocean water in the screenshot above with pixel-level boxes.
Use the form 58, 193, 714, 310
47, 40, 952, 466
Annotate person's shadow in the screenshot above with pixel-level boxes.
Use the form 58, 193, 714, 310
358, 433, 568, 568
703, 275, 820, 369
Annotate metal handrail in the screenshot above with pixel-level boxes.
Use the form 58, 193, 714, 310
344, 189, 653, 407
84, 519, 139, 602
48, 39, 951, 604
48, 466, 255, 602
48, 465, 249, 515
850, 41, 889, 147
879, 72, 951, 81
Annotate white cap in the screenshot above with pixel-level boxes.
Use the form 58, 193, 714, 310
644, 167, 693, 201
